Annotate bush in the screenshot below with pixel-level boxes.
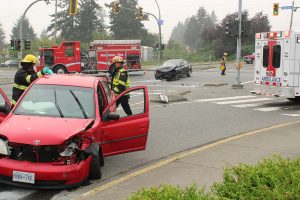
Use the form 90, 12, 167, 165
212, 155, 300, 199
127, 155, 300, 200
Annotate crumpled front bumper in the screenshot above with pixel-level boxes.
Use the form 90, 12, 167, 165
0, 156, 91, 189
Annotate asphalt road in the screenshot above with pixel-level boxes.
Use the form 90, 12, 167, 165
1, 64, 300, 200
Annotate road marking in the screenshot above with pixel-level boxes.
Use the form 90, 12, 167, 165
282, 114, 300, 117
241, 80, 254, 85
194, 95, 255, 102
72, 120, 300, 200
232, 103, 262, 108
254, 107, 282, 112
216, 98, 272, 105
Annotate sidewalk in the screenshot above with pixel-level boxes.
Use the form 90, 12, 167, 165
58, 120, 300, 200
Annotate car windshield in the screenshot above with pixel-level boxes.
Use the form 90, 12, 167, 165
14, 84, 95, 119
162, 60, 180, 67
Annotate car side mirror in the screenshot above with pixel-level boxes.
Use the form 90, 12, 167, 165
103, 112, 120, 121
0, 103, 11, 114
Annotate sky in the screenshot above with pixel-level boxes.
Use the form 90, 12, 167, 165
0, 0, 299, 43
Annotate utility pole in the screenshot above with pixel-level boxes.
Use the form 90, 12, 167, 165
54, 0, 58, 44
154, 0, 162, 66
232, 0, 243, 89
19, 0, 50, 61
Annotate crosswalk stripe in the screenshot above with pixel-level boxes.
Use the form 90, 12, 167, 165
282, 114, 300, 117
254, 107, 282, 112
216, 98, 272, 105
232, 103, 262, 108
194, 95, 255, 102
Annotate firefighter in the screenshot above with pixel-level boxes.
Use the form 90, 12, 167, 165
11, 54, 53, 107
111, 56, 132, 116
221, 52, 228, 75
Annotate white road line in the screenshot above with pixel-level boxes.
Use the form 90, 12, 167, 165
216, 98, 272, 105
254, 107, 282, 112
232, 103, 262, 108
282, 114, 300, 117
241, 80, 254, 85
194, 95, 255, 102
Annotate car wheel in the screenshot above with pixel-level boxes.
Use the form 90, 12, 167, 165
187, 69, 191, 77
89, 149, 102, 180
53, 65, 68, 74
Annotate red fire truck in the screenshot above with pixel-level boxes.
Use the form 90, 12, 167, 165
36, 40, 142, 73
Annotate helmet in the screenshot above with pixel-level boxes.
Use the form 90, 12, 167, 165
21, 54, 39, 64
223, 53, 228, 56
112, 56, 125, 64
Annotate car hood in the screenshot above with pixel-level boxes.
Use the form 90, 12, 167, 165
0, 115, 94, 145
157, 65, 178, 72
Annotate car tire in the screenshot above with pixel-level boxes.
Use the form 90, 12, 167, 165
53, 65, 68, 74
187, 69, 191, 77
89, 149, 102, 180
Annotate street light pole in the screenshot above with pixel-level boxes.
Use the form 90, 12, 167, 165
19, 0, 50, 61
232, 0, 243, 89
154, 0, 162, 66
54, 0, 58, 44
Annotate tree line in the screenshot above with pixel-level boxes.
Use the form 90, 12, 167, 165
0, 1, 271, 62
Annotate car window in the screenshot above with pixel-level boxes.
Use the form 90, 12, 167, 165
14, 85, 95, 119
100, 80, 111, 103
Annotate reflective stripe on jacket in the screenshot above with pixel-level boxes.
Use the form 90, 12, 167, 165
112, 67, 130, 94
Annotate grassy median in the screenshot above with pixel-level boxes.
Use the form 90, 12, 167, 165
127, 155, 300, 200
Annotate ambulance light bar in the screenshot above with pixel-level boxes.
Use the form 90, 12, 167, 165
284, 31, 290, 37
256, 33, 261, 39
277, 31, 282, 37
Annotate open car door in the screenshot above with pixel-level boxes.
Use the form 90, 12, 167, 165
0, 88, 11, 124
101, 86, 149, 156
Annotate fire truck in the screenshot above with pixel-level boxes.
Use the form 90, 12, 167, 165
36, 40, 142, 74
251, 30, 300, 101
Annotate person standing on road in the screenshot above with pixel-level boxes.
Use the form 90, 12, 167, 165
11, 54, 53, 107
221, 52, 227, 75
111, 56, 132, 116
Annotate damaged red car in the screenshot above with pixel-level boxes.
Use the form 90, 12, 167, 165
0, 74, 149, 189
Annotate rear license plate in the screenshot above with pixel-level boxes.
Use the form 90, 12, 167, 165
13, 171, 35, 184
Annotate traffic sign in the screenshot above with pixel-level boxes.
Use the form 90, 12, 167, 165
281, 6, 293, 10
157, 19, 164, 26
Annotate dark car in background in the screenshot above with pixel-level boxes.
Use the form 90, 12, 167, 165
154, 59, 192, 81
0, 60, 19, 67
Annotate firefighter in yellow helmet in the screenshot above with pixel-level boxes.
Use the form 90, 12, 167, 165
111, 56, 132, 116
11, 54, 53, 107
221, 52, 228, 75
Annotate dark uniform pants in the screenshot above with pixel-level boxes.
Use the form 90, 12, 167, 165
116, 96, 132, 116
221, 64, 226, 75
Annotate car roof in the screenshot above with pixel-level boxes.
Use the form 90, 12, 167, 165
35, 74, 102, 88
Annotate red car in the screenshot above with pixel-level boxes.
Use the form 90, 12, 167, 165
0, 74, 149, 189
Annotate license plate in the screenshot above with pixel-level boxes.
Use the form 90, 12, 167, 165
13, 171, 35, 184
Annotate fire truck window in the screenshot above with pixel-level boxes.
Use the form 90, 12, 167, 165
263, 45, 269, 68
44, 50, 54, 66
272, 45, 281, 68
65, 47, 74, 57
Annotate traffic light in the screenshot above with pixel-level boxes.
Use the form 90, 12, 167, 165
69, 0, 78, 15
10, 40, 15, 50
225, 22, 231, 36
136, 6, 143, 20
15, 40, 21, 51
24, 40, 31, 50
113, 1, 120, 16
273, 3, 279, 16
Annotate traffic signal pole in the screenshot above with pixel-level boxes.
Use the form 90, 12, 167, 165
154, 0, 162, 66
232, 0, 243, 89
19, 0, 49, 61
290, 1, 295, 30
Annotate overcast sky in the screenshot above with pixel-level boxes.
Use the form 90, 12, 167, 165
1, 0, 299, 43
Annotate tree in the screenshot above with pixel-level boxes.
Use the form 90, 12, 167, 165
169, 21, 188, 45
0, 22, 7, 61
107, 0, 144, 40
10, 17, 37, 40
77, 0, 106, 42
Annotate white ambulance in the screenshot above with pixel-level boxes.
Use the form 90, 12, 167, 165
252, 30, 300, 101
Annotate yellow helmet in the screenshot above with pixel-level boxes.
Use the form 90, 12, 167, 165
112, 56, 125, 64
223, 53, 228, 56
21, 54, 39, 64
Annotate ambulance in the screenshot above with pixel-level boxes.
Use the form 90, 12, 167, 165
252, 30, 300, 101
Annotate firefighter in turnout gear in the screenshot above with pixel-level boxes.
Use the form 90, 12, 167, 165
11, 54, 53, 107
111, 56, 132, 116
221, 53, 227, 75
